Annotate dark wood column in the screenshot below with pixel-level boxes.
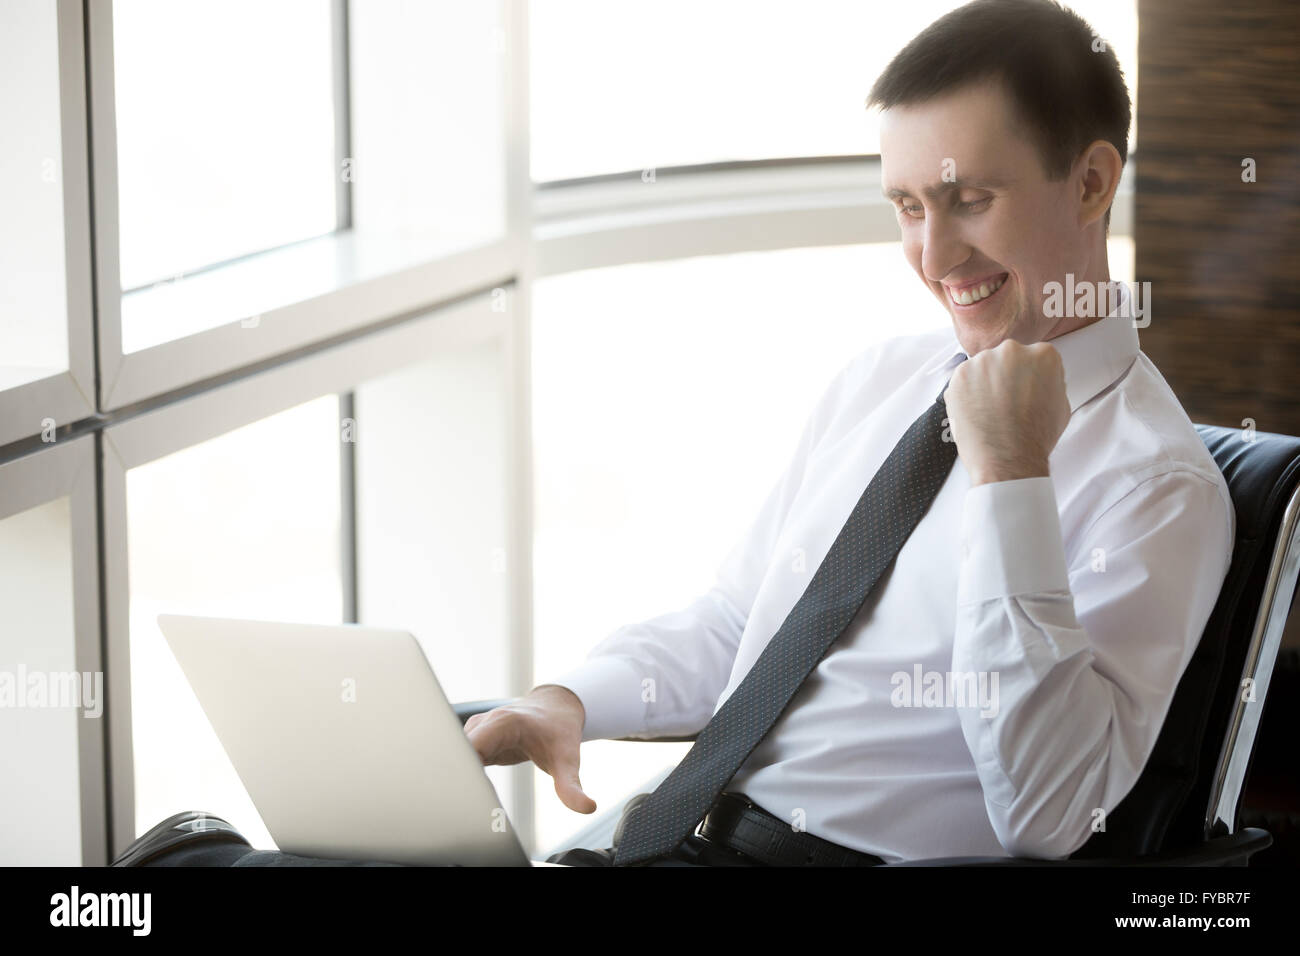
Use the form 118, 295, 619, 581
1134, 0, 1300, 433
1135, 3, 1300, 841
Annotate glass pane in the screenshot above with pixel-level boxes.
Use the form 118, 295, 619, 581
112, 0, 337, 291
348, 0, 506, 250
0, 497, 82, 865
530, 0, 1137, 182
0, 0, 68, 389
353, 344, 518, 835
125, 396, 343, 849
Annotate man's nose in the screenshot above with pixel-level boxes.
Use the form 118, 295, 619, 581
920, 212, 969, 285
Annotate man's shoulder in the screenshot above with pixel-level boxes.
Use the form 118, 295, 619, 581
1067, 349, 1235, 545
1110, 351, 1227, 486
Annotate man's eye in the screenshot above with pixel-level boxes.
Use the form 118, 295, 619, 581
958, 197, 993, 211
900, 204, 924, 218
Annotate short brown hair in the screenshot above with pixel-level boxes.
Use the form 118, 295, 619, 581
867, 0, 1131, 228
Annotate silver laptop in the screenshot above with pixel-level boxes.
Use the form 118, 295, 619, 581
156, 614, 534, 867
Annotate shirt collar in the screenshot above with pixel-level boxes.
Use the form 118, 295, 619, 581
920, 282, 1140, 413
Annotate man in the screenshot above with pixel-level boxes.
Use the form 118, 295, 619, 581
470, 0, 1232, 867
118, 0, 1234, 868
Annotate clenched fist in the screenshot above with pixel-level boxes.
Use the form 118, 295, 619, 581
942, 339, 1070, 487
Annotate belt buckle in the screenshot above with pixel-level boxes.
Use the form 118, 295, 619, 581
701, 791, 743, 832
702, 793, 772, 866
720, 791, 756, 814
701, 793, 748, 838
702, 790, 733, 837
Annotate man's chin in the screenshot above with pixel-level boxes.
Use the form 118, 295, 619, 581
958, 298, 1024, 346
951, 318, 1011, 357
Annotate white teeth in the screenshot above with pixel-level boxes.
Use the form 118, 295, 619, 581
951, 275, 1005, 305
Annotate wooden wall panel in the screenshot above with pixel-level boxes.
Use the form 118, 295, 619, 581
1135, 0, 1300, 433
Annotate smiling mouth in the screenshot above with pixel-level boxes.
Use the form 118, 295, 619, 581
945, 272, 1009, 309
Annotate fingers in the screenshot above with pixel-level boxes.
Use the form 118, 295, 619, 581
465, 711, 517, 766
464, 702, 595, 814
551, 751, 597, 815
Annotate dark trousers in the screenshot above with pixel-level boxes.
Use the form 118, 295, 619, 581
145, 834, 760, 867
145, 842, 410, 866
144, 814, 764, 867
546, 834, 764, 867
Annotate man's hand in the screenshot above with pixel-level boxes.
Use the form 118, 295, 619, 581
464, 684, 597, 814
942, 339, 1070, 487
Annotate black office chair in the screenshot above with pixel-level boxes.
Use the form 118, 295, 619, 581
457, 424, 1300, 866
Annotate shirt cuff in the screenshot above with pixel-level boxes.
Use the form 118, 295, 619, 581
537, 655, 649, 742
958, 476, 1071, 607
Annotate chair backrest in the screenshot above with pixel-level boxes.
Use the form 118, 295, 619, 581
1071, 424, 1300, 859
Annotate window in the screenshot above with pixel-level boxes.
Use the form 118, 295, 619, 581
353, 344, 520, 821
0, 498, 81, 865
2, 0, 1146, 866
531, 0, 1138, 182
1, 0, 68, 388
97, 0, 514, 410
0, 437, 100, 866
348, 0, 507, 252
102, 288, 526, 857
111, 0, 338, 291
0, 0, 95, 451
124, 396, 344, 849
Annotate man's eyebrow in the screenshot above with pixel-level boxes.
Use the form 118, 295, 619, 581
882, 177, 1012, 201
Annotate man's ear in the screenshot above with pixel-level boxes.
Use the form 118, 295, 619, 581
1075, 140, 1123, 230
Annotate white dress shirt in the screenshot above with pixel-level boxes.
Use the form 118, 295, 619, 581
547, 292, 1235, 862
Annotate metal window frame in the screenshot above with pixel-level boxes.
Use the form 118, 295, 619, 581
0, 436, 104, 864
331, 0, 353, 235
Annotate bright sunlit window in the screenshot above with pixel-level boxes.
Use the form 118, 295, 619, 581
126, 396, 343, 850
0, 0, 67, 387
530, 0, 1137, 182
112, 0, 338, 290
0, 497, 80, 866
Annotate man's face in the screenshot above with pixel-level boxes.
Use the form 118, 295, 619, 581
879, 79, 1083, 356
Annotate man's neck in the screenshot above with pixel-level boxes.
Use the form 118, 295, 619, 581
1043, 259, 1115, 340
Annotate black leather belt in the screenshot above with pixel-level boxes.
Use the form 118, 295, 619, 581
698, 792, 886, 867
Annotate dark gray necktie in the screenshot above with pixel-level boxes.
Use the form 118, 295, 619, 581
612, 378, 961, 866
